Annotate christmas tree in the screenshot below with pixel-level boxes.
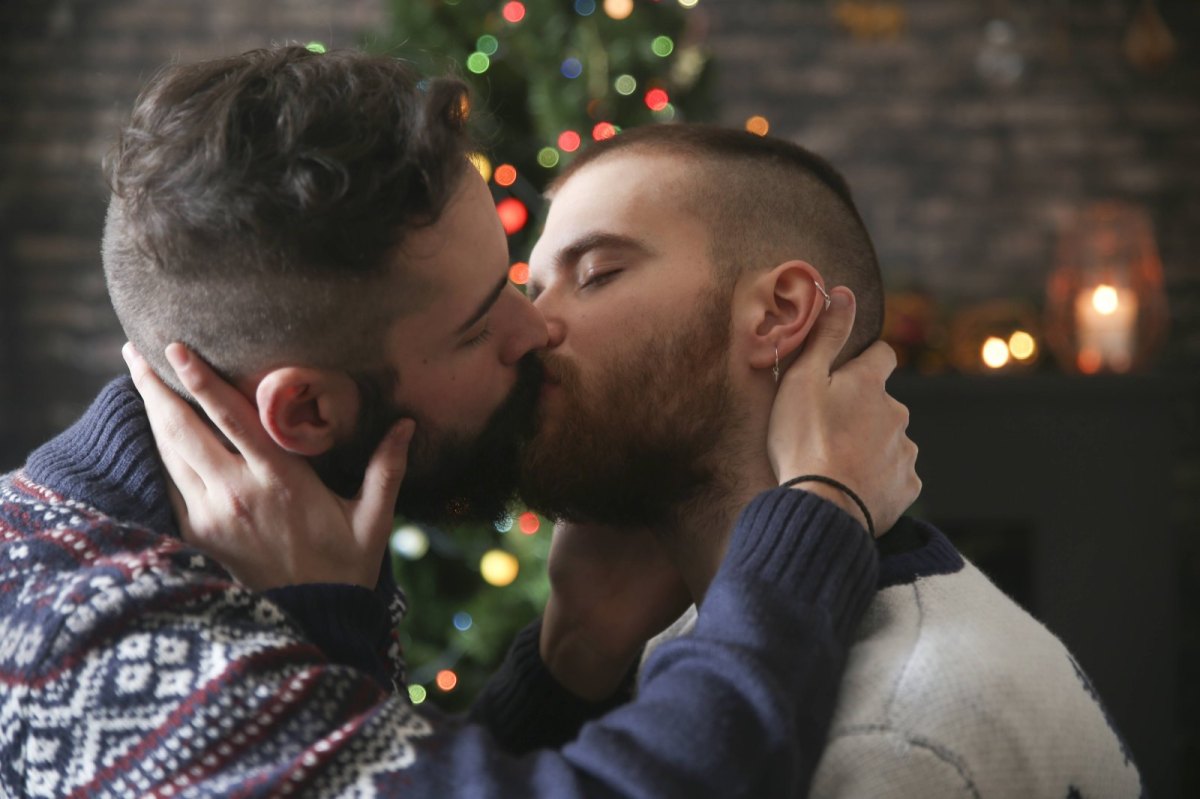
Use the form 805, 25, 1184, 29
369, 0, 716, 712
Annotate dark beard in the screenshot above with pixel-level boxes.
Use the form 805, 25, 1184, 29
518, 292, 734, 528
311, 354, 543, 527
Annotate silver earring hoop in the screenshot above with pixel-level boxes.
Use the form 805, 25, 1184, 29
773, 345, 780, 384
814, 280, 832, 310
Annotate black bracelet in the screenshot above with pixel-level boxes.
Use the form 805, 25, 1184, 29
781, 474, 875, 537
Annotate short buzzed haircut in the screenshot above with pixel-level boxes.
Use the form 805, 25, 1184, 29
103, 46, 473, 391
551, 125, 883, 358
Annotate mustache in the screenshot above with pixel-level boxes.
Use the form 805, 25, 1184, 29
536, 351, 582, 391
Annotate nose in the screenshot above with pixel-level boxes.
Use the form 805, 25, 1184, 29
500, 288, 549, 366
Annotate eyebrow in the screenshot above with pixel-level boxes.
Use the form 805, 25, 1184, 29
555, 231, 655, 268
455, 273, 509, 336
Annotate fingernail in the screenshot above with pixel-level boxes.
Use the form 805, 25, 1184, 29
121, 342, 135, 366
393, 419, 415, 445
831, 290, 852, 310
164, 344, 189, 370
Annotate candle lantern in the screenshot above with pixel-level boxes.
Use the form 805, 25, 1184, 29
1045, 202, 1168, 374
947, 300, 1042, 374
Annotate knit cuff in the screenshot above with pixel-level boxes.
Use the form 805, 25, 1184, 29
469, 618, 635, 754
265, 583, 393, 688
718, 486, 879, 644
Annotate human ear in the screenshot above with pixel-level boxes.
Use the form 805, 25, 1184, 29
737, 260, 832, 373
254, 367, 360, 456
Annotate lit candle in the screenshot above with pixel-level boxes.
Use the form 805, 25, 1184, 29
1074, 284, 1138, 372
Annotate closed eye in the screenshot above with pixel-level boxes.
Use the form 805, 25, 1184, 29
462, 326, 493, 348
581, 269, 621, 291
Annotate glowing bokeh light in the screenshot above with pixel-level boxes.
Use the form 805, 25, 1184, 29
678, 0, 700, 8
476, 34, 499, 55
604, 0, 634, 20
453, 611, 473, 631
305, 42, 327, 54
1077, 348, 1102, 374
390, 524, 429, 560
981, 337, 1011, 369
496, 198, 529, 234
558, 130, 582, 152
494, 513, 515, 533
537, 147, 561, 168
614, 74, 638, 95
518, 512, 541, 535
435, 670, 458, 691
508, 262, 530, 285
481, 549, 520, 586
656, 103, 677, 120
502, 1, 527, 23
466, 52, 491, 74
593, 122, 618, 140
575, 0, 596, 15
467, 152, 492, 183
745, 115, 770, 136
408, 684, 427, 704
561, 57, 584, 79
1092, 284, 1120, 315
1008, 331, 1036, 360
494, 163, 518, 186
651, 35, 675, 57
644, 88, 670, 111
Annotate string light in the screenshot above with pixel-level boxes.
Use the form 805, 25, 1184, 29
558, 130, 582, 152
453, 612, 473, 631
467, 152, 493, 183
574, 0, 596, 15
981, 337, 1010, 369
502, 1, 526, 23
466, 52, 491, 74
408, 685, 427, 704
537, 147, 561, 168
644, 87, 670, 111
561, 57, 583, 79
509, 262, 530, 285
476, 34, 499, 55
1091, 284, 1120, 315
496, 198, 529, 234
435, 670, 458, 691
614, 74, 637, 95
1009, 331, 1036, 360
593, 122, 618, 140
494, 513, 515, 533
656, 103, 677, 120
305, 42, 327, 54
745, 115, 770, 136
678, 0, 700, 8
651, 35, 675, 57
494, 163, 518, 186
481, 549, 519, 586
390, 524, 430, 560
518, 512, 540, 535
604, 0, 634, 20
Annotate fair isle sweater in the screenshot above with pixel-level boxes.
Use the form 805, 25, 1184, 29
0, 378, 879, 798
643, 520, 1144, 798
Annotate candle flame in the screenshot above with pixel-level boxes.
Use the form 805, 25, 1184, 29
982, 337, 1011, 369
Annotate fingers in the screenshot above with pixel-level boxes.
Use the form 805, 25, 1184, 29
351, 419, 416, 551
162, 343, 277, 470
837, 340, 898, 388
793, 287, 856, 378
122, 343, 211, 497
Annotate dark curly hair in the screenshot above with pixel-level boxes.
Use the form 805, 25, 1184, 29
103, 46, 473, 390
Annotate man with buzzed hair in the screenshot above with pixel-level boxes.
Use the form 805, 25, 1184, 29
519, 124, 1143, 798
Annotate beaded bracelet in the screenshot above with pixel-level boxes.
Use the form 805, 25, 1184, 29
781, 474, 875, 537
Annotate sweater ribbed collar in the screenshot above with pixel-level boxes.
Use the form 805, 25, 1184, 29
24, 377, 177, 537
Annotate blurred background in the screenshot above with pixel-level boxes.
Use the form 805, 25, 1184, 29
1, 0, 1196, 795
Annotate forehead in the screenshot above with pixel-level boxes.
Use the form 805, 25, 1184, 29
546, 152, 698, 236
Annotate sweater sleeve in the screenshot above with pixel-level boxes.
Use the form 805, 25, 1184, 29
13, 487, 876, 798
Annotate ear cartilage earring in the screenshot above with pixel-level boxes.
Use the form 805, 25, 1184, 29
773, 345, 780, 384
815, 280, 832, 311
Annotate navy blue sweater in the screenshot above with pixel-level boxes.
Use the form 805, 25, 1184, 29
0, 378, 879, 797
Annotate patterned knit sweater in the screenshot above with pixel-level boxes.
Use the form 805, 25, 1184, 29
0, 378, 879, 798
643, 520, 1145, 798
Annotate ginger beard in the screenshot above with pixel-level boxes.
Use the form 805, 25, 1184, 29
519, 290, 736, 527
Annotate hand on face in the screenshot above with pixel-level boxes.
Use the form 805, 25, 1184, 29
123, 342, 414, 591
768, 288, 921, 536
540, 520, 691, 702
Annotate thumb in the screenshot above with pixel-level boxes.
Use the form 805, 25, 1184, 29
794, 287, 856, 377
352, 419, 415, 550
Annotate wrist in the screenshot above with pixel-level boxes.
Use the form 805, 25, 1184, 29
781, 478, 872, 534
